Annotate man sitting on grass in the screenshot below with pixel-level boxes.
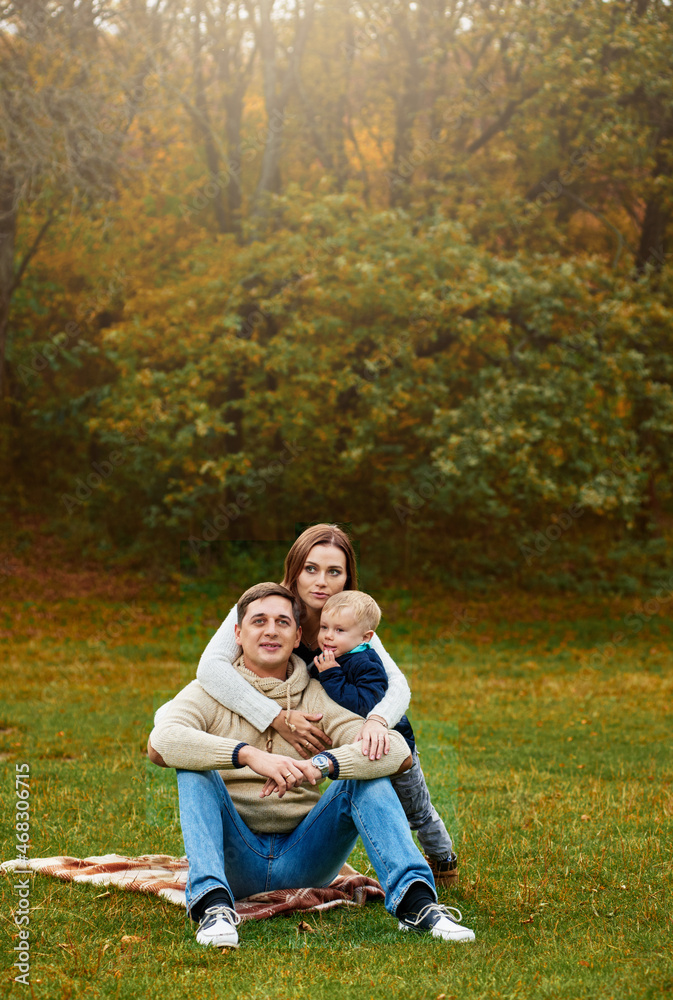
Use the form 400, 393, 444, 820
147, 582, 475, 949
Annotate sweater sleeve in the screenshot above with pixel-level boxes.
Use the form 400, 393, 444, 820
309, 685, 411, 780
317, 651, 388, 717
196, 603, 282, 732
149, 681, 242, 771
366, 632, 411, 727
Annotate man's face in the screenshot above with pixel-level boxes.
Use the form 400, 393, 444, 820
234, 595, 301, 676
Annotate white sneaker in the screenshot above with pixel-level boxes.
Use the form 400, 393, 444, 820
195, 904, 242, 949
398, 903, 475, 943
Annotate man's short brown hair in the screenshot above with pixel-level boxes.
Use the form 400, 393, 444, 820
237, 582, 302, 627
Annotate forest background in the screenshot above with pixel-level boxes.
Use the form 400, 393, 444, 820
1, 0, 673, 593
1, 5, 672, 998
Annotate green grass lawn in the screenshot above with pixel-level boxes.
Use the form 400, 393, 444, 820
1, 585, 671, 999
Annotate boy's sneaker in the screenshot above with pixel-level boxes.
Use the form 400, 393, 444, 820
425, 851, 459, 886
398, 902, 475, 943
195, 903, 241, 949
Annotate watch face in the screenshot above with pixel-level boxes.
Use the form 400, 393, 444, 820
313, 754, 329, 768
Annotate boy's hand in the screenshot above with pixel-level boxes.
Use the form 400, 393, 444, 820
313, 649, 338, 673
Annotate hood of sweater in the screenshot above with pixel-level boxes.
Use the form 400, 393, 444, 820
233, 652, 310, 716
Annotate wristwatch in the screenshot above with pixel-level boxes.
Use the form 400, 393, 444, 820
311, 753, 331, 780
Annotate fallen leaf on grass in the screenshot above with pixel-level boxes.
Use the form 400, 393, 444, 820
520, 915, 535, 924
120, 935, 143, 945
581, 814, 590, 821
579, 960, 590, 968
297, 920, 314, 933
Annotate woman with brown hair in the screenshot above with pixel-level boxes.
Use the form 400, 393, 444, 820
193, 523, 410, 760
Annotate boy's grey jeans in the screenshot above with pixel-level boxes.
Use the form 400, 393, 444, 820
390, 746, 454, 860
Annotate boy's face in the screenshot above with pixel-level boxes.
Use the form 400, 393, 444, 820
318, 606, 373, 658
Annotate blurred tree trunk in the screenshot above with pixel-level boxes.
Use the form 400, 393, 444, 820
192, 0, 227, 234
247, 0, 316, 214
0, 1, 157, 401
216, 2, 256, 240
287, 1, 358, 192
635, 115, 672, 274
0, 173, 18, 402
387, 3, 428, 208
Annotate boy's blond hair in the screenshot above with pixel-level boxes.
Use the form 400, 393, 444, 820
322, 590, 381, 634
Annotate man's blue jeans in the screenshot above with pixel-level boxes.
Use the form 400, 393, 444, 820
176, 768, 436, 920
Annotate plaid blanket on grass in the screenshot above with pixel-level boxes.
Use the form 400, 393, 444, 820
1, 855, 384, 920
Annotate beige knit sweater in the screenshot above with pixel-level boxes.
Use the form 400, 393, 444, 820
149, 654, 411, 833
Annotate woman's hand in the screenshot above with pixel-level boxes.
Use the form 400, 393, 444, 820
355, 716, 390, 760
271, 710, 332, 758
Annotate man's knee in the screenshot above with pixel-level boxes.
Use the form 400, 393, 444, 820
346, 775, 394, 796
177, 767, 218, 784
147, 738, 167, 766
346, 776, 402, 813
176, 767, 224, 800
395, 754, 414, 775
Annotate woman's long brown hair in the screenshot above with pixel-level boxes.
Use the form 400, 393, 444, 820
281, 524, 358, 611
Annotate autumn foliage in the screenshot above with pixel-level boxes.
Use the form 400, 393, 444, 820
1, 1, 672, 585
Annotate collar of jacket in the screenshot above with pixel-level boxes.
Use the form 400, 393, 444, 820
345, 642, 371, 654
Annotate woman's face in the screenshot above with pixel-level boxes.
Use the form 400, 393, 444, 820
296, 544, 348, 611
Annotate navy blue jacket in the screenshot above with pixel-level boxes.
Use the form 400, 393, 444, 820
308, 646, 415, 751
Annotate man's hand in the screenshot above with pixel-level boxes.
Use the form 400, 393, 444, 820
354, 716, 390, 760
313, 649, 338, 673
271, 710, 332, 758
237, 745, 325, 798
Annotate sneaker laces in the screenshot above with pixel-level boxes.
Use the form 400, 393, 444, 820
199, 903, 242, 930
403, 902, 464, 928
